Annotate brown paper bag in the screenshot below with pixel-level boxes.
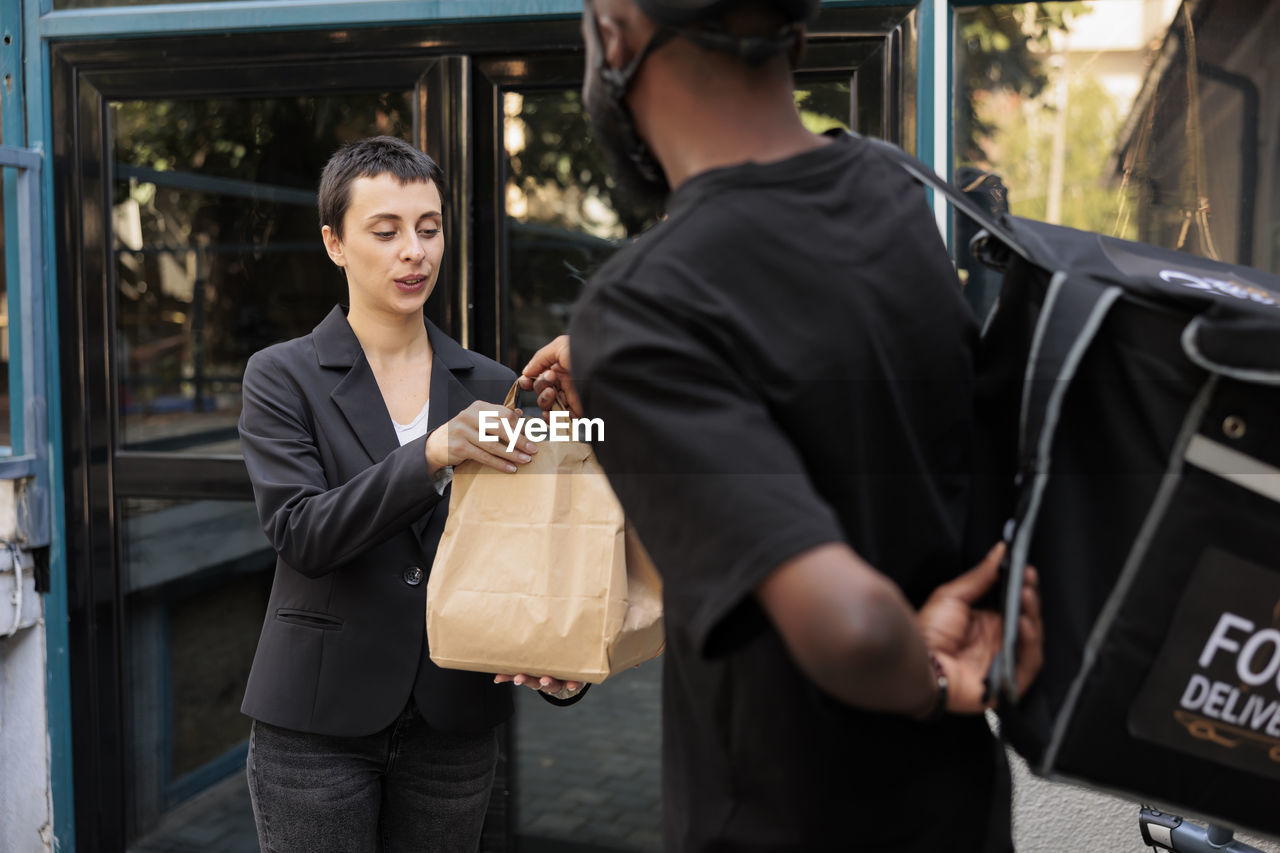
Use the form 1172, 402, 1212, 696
426, 383, 664, 683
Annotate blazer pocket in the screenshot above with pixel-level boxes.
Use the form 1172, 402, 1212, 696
275, 608, 344, 631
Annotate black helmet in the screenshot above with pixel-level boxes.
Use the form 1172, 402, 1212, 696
634, 0, 821, 26
631, 0, 819, 65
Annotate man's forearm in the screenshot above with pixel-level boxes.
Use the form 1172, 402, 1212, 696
756, 543, 940, 718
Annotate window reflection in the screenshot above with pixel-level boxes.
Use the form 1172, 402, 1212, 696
501, 81, 851, 373
502, 86, 664, 851
121, 497, 272, 852
795, 79, 853, 134
112, 94, 412, 452
503, 90, 653, 372
955, 0, 1280, 298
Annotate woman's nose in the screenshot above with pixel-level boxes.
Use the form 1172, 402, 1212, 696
402, 235, 425, 262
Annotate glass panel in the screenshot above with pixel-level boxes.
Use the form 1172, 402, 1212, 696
501, 80, 851, 375
502, 86, 662, 850
120, 497, 272, 852
503, 89, 660, 371
112, 93, 412, 453
955, 1, 1279, 315
795, 78, 853, 134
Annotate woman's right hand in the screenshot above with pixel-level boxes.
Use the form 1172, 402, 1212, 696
425, 400, 538, 475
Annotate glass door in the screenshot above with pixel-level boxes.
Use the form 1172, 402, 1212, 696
112, 91, 419, 851
53, 31, 460, 849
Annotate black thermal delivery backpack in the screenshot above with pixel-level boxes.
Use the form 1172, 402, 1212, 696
866, 135, 1280, 836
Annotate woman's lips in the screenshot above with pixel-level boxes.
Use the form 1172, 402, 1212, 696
395, 276, 427, 293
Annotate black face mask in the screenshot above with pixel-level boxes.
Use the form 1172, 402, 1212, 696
582, 0, 675, 221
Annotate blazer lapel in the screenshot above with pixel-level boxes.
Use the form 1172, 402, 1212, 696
425, 318, 480, 429
312, 307, 484, 546
411, 320, 479, 542
331, 355, 400, 466
312, 306, 400, 465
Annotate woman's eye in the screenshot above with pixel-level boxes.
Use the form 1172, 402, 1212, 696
374, 231, 396, 239
419, 228, 440, 237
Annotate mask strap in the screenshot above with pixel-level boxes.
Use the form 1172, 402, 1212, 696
584, 0, 673, 185
598, 26, 677, 100
674, 22, 803, 67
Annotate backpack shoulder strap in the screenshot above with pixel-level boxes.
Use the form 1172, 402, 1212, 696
993, 273, 1125, 700
852, 132, 1031, 264
855, 133, 1128, 707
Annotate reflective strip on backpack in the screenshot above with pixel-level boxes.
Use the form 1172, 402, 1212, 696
1185, 434, 1280, 504
1042, 375, 1218, 774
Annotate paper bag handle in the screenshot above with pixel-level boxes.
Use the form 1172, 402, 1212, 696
502, 379, 570, 413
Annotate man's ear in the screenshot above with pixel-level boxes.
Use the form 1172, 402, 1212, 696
787, 26, 807, 69
594, 5, 634, 72
321, 224, 346, 268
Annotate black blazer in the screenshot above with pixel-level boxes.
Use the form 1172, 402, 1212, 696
239, 305, 515, 737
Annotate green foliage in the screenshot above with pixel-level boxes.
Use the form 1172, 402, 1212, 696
953, 2, 1141, 239
507, 90, 657, 238
795, 82, 852, 135
989, 75, 1137, 237
955, 3, 1083, 164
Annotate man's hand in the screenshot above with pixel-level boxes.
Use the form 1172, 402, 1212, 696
916, 542, 1043, 714
518, 335, 582, 417
493, 673, 585, 701
425, 400, 538, 474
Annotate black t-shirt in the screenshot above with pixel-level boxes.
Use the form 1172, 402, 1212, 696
569, 133, 1011, 852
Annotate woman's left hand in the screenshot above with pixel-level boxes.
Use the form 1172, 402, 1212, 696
493, 673, 584, 700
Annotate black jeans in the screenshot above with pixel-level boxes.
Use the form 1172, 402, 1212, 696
246, 701, 498, 853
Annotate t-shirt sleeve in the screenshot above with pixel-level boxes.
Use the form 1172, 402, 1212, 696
572, 270, 847, 659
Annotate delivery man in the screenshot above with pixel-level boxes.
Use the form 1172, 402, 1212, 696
518, 1, 1043, 850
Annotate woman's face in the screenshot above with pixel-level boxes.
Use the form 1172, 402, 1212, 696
322, 173, 445, 318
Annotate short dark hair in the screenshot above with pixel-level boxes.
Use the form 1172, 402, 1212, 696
318, 136, 447, 238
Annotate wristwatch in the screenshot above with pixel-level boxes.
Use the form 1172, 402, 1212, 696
921, 653, 949, 723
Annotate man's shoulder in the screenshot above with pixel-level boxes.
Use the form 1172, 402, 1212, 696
581, 214, 716, 307
573, 235, 698, 350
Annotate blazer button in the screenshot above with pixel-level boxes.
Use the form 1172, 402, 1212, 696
403, 566, 424, 586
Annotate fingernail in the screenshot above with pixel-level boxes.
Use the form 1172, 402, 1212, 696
506, 464, 517, 473
516, 453, 531, 463
525, 443, 538, 453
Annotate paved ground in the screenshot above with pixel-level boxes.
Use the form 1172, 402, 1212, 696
129, 775, 257, 853
514, 660, 662, 852
128, 659, 664, 853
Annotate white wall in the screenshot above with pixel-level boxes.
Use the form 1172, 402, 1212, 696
0, 480, 54, 853
1011, 747, 1280, 852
